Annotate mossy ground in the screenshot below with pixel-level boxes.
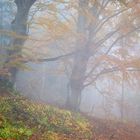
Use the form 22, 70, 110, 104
0, 80, 140, 140
0, 94, 92, 140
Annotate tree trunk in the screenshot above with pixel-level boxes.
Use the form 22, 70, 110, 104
66, 0, 90, 111
67, 48, 90, 111
8, 0, 36, 84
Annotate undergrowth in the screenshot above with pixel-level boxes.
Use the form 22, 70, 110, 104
0, 92, 92, 140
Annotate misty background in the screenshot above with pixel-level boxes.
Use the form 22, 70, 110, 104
0, 0, 140, 124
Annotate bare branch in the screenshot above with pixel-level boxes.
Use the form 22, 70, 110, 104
36, 51, 75, 62
96, 28, 120, 46
84, 67, 140, 87
94, 8, 129, 36
106, 26, 140, 54
85, 26, 140, 80
19, 50, 78, 64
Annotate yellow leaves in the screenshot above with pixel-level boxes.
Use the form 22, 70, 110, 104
36, 15, 74, 41
119, 13, 134, 34
126, 0, 140, 8
0, 95, 92, 139
0, 68, 9, 77
118, 1, 140, 34
0, 114, 4, 126
120, 23, 133, 35
98, 54, 140, 70
125, 58, 140, 69
76, 120, 89, 131
0, 29, 50, 42
43, 131, 59, 140
96, 53, 140, 83
0, 29, 28, 40
97, 54, 121, 67
19, 99, 92, 139
47, 3, 57, 12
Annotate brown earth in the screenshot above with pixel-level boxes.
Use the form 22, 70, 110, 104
90, 117, 140, 140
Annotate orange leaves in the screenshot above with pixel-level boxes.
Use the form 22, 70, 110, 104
126, 0, 140, 9
117, 48, 129, 57
35, 15, 74, 40
96, 54, 140, 79
98, 54, 140, 69
97, 54, 122, 67
0, 68, 9, 77
125, 58, 140, 69
47, 3, 58, 12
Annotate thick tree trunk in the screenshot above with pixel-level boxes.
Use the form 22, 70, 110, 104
66, 0, 90, 111
67, 48, 90, 111
8, 0, 36, 84
67, 88, 81, 111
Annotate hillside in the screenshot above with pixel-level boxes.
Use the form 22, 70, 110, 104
0, 90, 140, 140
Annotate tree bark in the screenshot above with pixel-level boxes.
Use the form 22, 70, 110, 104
8, 0, 36, 83
66, 0, 90, 111
68, 50, 89, 111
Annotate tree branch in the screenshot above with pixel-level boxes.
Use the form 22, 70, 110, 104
94, 8, 129, 35
84, 67, 140, 87
85, 26, 140, 80
96, 28, 120, 46
36, 51, 75, 62
22, 51, 76, 63
106, 26, 140, 54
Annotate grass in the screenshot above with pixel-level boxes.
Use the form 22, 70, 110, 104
0, 80, 140, 140
0, 94, 92, 140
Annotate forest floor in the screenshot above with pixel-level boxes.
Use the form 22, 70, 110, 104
0, 91, 140, 140
89, 116, 140, 140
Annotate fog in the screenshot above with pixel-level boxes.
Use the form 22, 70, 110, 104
16, 61, 140, 123
1, 0, 140, 126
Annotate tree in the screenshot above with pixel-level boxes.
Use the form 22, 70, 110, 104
7, 0, 36, 83
0, 0, 37, 82
0, 0, 14, 76
65, 0, 140, 111
1, 0, 140, 111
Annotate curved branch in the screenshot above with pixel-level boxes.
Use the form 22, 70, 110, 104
106, 26, 140, 54
21, 50, 77, 63
94, 8, 129, 35
36, 51, 76, 62
84, 67, 140, 87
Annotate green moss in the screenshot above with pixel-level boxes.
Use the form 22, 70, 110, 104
0, 95, 93, 140
0, 114, 33, 140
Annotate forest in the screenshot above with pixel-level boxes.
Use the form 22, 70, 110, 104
0, 0, 140, 139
